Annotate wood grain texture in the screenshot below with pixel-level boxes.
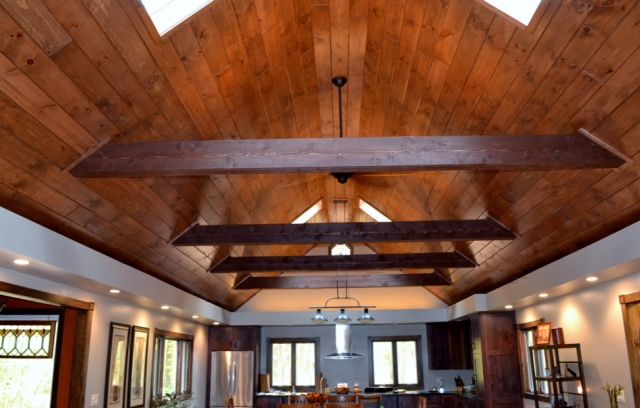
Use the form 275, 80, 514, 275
0, 0, 639, 309
211, 251, 475, 273
70, 133, 625, 177
174, 218, 515, 245
234, 272, 451, 289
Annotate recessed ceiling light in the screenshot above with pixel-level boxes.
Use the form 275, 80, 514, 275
192, 314, 199, 319
482, 0, 543, 26
291, 200, 323, 224
212, 321, 220, 325
139, 0, 215, 36
504, 304, 514, 310
358, 198, 391, 222
161, 305, 170, 310
539, 293, 549, 298
585, 276, 598, 282
109, 289, 121, 294
13, 258, 29, 266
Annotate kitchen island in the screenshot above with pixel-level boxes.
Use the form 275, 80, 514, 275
255, 391, 483, 408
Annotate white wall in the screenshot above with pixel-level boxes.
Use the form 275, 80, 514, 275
0, 266, 208, 408
260, 324, 474, 391
517, 272, 640, 408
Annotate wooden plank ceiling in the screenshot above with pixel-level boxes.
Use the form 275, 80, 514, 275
1, 0, 640, 310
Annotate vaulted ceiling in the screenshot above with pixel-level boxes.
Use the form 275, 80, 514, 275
1, 0, 640, 310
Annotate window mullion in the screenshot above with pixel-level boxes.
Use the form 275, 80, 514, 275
291, 341, 296, 388
392, 341, 399, 386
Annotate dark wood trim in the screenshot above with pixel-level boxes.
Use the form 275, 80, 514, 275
211, 252, 475, 273
266, 337, 320, 391
620, 292, 640, 304
173, 218, 516, 246
70, 308, 92, 408
367, 336, 424, 390
233, 273, 451, 289
154, 328, 195, 341
517, 319, 545, 330
0, 280, 94, 310
620, 290, 640, 407
69, 133, 626, 178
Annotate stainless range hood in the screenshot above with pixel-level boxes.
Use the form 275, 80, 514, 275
325, 323, 364, 360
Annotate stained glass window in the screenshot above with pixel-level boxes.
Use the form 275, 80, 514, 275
0, 322, 56, 358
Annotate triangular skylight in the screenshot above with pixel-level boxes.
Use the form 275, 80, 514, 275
139, 0, 215, 36
483, 0, 543, 26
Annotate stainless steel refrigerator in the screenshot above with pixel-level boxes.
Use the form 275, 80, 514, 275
209, 351, 255, 408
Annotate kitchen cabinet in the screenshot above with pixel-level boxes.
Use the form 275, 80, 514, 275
426, 321, 472, 370
420, 394, 483, 408
255, 396, 283, 408
208, 325, 260, 351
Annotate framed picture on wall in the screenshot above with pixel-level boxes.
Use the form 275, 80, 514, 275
535, 322, 552, 345
128, 326, 149, 408
105, 322, 131, 408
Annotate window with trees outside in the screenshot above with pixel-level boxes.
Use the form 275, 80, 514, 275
369, 336, 423, 389
153, 329, 193, 401
518, 321, 550, 400
268, 338, 319, 391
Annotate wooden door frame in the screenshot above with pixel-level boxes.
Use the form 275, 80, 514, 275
0, 280, 94, 408
619, 292, 640, 407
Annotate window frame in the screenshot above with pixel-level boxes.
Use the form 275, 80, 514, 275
368, 335, 424, 390
517, 320, 550, 402
266, 337, 320, 391
152, 328, 194, 399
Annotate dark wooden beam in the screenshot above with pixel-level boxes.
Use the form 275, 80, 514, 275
233, 272, 452, 289
173, 218, 515, 246
210, 252, 475, 273
69, 131, 626, 178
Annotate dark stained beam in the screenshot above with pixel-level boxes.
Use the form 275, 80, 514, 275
210, 252, 475, 273
173, 218, 515, 246
69, 130, 627, 178
233, 272, 452, 289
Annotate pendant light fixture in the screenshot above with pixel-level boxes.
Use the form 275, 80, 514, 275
309, 281, 376, 324
334, 308, 352, 324
310, 308, 328, 324
357, 308, 375, 323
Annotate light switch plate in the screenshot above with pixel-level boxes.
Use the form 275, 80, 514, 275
90, 393, 99, 407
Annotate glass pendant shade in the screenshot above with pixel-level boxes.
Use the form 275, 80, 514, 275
334, 308, 352, 323
310, 308, 328, 324
357, 308, 375, 323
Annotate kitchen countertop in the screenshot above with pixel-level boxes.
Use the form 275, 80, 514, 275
256, 390, 480, 399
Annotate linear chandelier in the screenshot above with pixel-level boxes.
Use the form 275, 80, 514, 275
309, 281, 375, 324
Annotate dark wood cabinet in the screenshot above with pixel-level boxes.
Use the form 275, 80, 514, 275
420, 394, 483, 408
469, 312, 522, 408
255, 396, 284, 408
426, 321, 472, 370
208, 325, 260, 351
381, 394, 398, 408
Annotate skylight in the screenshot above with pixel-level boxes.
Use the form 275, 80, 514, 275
358, 199, 391, 223
483, 0, 542, 26
292, 200, 323, 224
139, 0, 215, 36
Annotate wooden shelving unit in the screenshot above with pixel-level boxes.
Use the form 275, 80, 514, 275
529, 344, 589, 408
